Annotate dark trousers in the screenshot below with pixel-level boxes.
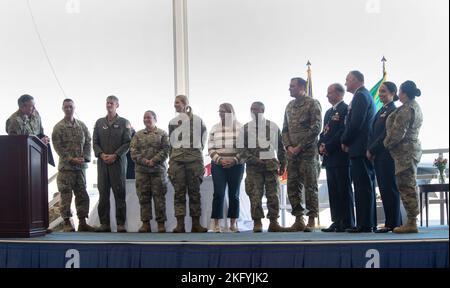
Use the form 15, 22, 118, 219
374, 154, 402, 228
211, 163, 244, 219
326, 166, 355, 229
350, 157, 376, 229
97, 158, 127, 226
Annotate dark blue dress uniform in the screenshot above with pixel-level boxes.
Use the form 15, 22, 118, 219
368, 101, 401, 230
341, 86, 377, 232
319, 101, 355, 231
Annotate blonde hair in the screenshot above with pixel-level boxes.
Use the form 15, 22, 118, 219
175, 95, 193, 115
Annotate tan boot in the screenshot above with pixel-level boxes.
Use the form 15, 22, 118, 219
290, 216, 306, 232
191, 216, 207, 233
393, 218, 418, 234
157, 222, 166, 233
117, 224, 127, 233
268, 219, 289, 232
304, 216, 315, 232
77, 218, 95, 232
63, 218, 75, 232
173, 216, 186, 233
138, 221, 151, 233
253, 219, 263, 233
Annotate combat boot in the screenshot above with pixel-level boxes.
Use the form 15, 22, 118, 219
157, 222, 166, 233
253, 219, 263, 233
304, 216, 315, 232
116, 224, 127, 233
393, 218, 418, 234
63, 218, 75, 232
138, 221, 151, 233
173, 216, 185, 233
268, 219, 289, 232
77, 218, 96, 232
191, 216, 208, 233
290, 216, 306, 232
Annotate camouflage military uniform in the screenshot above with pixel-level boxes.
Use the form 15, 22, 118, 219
93, 114, 131, 226
282, 96, 322, 217
168, 113, 207, 217
52, 118, 92, 219
6, 110, 43, 136
130, 127, 169, 222
6, 109, 50, 229
238, 119, 286, 220
384, 99, 423, 219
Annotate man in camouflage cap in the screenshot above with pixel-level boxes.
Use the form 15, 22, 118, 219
93, 95, 131, 232
282, 78, 322, 232
237, 102, 288, 232
52, 99, 95, 232
130, 110, 169, 233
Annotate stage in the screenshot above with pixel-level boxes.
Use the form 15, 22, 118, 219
0, 227, 447, 268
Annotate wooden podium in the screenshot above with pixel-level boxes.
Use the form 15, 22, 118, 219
0, 136, 49, 237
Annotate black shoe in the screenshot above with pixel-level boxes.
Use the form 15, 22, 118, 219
346, 226, 373, 233
95, 224, 111, 232
321, 223, 337, 232
335, 227, 346, 232
374, 227, 392, 233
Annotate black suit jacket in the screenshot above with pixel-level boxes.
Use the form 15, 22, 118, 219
341, 87, 376, 158
368, 101, 396, 160
319, 101, 350, 168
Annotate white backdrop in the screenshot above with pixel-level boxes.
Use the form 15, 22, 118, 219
87, 177, 254, 232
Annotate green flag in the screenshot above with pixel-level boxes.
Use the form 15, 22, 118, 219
370, 73, 386, 111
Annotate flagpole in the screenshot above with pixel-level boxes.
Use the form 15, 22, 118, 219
370, 56, 388, 111
306, 60, 312, 97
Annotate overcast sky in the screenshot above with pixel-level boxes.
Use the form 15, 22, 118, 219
1, 0, 448, 160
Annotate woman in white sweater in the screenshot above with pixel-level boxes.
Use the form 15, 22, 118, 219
208, 103, 244, 232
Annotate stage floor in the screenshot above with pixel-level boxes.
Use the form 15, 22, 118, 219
1, 227, 447, 268
1, 226, 447, 244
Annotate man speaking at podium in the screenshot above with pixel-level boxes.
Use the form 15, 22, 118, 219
6, 94, 49, 143
5, 94, 54, 233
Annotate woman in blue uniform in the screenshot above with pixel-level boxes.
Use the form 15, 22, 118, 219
367, 82, 401, 233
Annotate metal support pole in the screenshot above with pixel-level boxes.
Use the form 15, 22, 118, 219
173, 0, 189, 97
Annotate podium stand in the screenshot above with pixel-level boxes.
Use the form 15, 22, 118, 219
0, 136, 49, 237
